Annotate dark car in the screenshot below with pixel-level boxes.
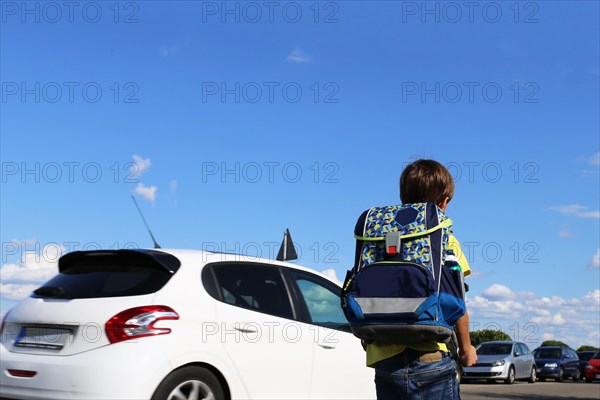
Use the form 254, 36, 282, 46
577, 351, 597, 378
534, 346, 581, 382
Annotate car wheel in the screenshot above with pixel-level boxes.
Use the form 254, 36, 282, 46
573, 369, 581, 382
528, 366, 536, 383
586, 377, 592, 383
556, 367, 564, 382
504, 366, 515, 384
151, 366, 225, 400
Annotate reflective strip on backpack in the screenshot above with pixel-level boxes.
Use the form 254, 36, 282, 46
354, 297, 427, 314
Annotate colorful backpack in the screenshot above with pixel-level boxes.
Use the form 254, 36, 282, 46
341, 202, 466, 344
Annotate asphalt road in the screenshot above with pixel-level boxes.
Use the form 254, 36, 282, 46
460, 381, 600, 400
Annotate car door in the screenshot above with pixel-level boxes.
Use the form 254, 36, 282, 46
514, 343, 530, 378
205, 262, 313, 399
511, 343, 523, 378
567, 349, 580, 377
285, 269, 375, 400
561, 348, 574, 377
519, 343, 535, 377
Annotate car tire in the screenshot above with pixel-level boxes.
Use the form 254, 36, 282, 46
504, 366, 515, 384
151, 366, 225, 400
573, 369, 581, 382
528, 366, 536, 383
556, 367, 564, 382
586, 377, 592, 383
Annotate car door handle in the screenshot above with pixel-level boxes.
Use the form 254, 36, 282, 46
234, 327, 258, 333
317, 343, 336, 350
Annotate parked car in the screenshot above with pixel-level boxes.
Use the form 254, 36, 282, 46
577, 351, 597, 379
0, 249, 376, 400
461, 341, 536, 384
534, 346, 581, 382
584, 351, 600, 383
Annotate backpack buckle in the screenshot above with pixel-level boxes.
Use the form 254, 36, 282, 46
385, 231, 402, 254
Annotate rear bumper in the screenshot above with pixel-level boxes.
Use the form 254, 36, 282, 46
0, 339, 172, 400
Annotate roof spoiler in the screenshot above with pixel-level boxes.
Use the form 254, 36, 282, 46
58, 249, 180, 274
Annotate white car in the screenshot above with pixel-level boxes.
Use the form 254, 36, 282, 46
0, 249, 375, 400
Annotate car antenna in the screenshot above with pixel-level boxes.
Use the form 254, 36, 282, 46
131, 195, 161, 249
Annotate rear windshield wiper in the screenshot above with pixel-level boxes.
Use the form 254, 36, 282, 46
33, 286, 65, 298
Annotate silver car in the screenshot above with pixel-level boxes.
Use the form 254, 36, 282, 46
462, 341, 537, 384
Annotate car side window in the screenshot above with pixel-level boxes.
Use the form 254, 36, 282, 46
515, 343, 523, 355
570, 349, 579, 359
520, 343, 531, 355
208, 263, 294, 320
289, 271, 350, 331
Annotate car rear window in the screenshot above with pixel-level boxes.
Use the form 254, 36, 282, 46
32, 251, 178, 299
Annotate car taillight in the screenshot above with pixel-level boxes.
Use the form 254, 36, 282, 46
105, 305, 179, 344
0, 310, 11, 336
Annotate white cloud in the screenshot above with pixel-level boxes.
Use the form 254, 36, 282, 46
531, 313, 566, 325
589, 151, 600, 166
588, 249, 600, 269
549, 204, 600, 219
0, 244, 63, 302
469, 285, 600, 348
0, 244, 62, 283
481, 284, 516, 300
159, 45, 179, 57
131, 155, 152, 179
558, 227, 575, 239
169, 180, 178, 194
320, 269, 341, 285
287, 48, 311, 63
133, 183, 157, 203
0, 284, 40, 301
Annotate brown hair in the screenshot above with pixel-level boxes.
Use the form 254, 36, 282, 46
399, 159, 455, 205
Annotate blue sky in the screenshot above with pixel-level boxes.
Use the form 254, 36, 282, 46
1, 1, 599, 349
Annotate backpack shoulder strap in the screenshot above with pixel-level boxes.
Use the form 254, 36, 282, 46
352, 208, 371, 270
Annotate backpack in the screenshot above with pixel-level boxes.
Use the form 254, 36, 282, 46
341, 202, 466, 344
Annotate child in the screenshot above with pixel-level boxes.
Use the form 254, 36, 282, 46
369, 159, 477, 400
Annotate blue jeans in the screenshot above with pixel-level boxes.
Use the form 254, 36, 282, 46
374, 351, 459, 400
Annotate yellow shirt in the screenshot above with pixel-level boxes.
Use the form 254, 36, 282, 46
366, 235, 471, 367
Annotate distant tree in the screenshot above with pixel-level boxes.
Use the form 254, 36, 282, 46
470, 329, 512, 347
576, 345, 599, 352
541, 340, 570, 347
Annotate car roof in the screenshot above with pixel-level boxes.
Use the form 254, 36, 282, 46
148, 248, 343, 286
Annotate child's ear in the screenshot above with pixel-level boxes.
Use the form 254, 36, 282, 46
439, 197, 450, 211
